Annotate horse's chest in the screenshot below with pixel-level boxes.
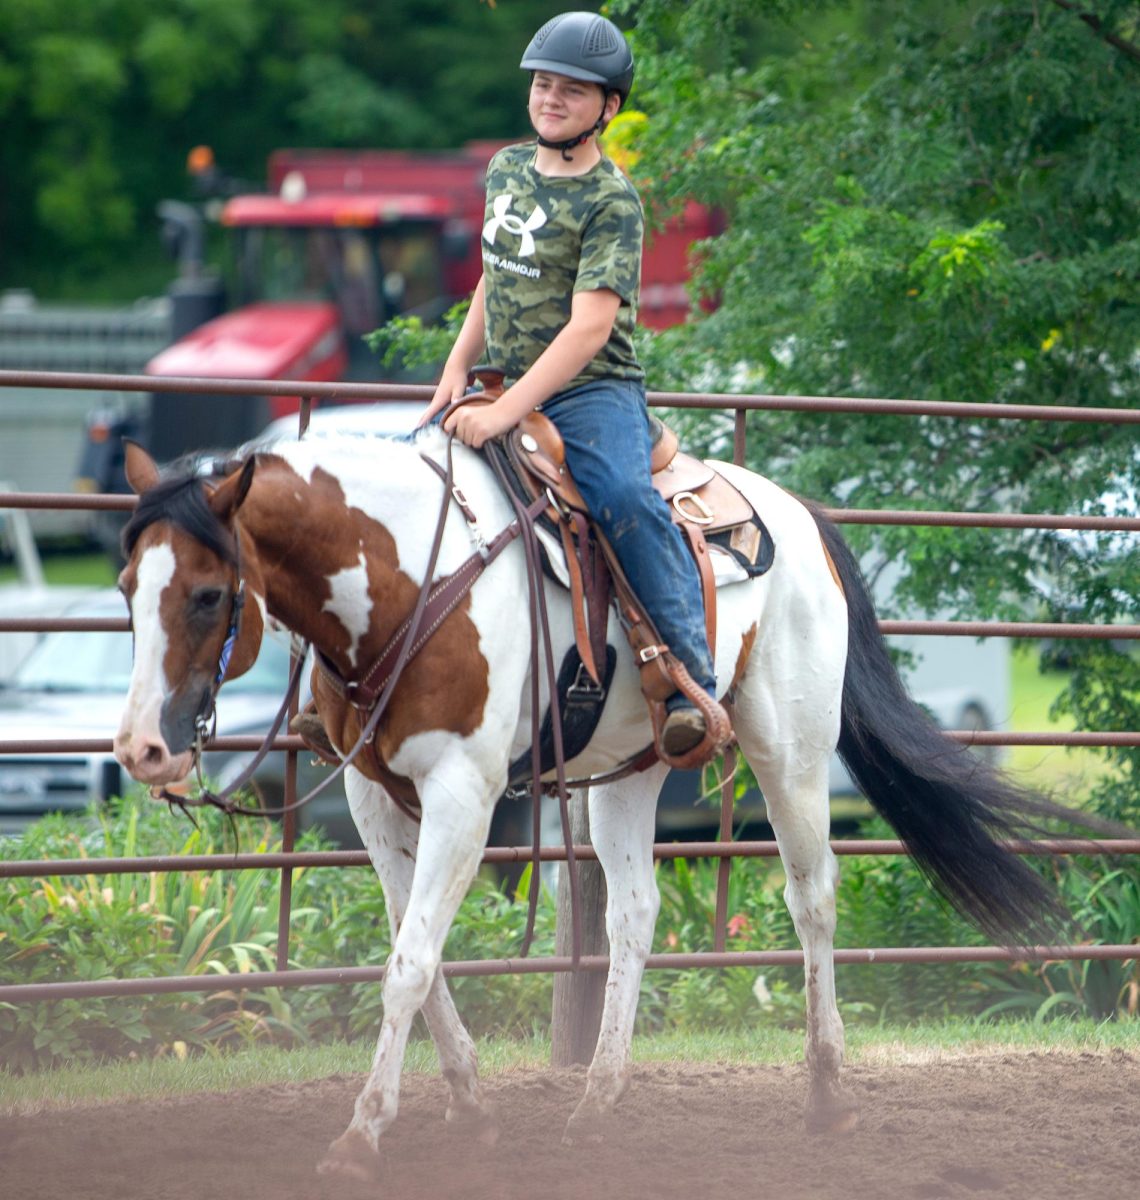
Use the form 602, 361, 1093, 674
313, 594, 491, 777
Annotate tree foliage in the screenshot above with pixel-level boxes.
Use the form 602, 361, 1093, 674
0, 0, 567, 286
611, 0, 1139, 802
2, 1, 1136, 797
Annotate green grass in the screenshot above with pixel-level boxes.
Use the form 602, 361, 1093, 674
2, 1018, 1136, 1115
635, 1018, 1140, 1065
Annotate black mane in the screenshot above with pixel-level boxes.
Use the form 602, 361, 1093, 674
121, 454, 247, 566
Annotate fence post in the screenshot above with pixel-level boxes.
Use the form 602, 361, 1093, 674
551, 787, 608, 1066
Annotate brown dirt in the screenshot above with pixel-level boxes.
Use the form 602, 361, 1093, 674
3, 1051, 1138, 1199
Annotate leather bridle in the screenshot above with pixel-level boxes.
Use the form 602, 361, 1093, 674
146, 431, 583, 963
154, 438, 465, 820
152, 528, 308, 820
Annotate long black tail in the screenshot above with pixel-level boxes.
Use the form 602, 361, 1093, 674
809, 502, 1117, 946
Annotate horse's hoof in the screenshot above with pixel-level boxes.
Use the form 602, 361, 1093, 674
804, 1097, 859, 1136
316, 1129, 383, 1182
445, 1102, 500, 1146
561, 1108, 607, 1146
562, 1073, 630, 1146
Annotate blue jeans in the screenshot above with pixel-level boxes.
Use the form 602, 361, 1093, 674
540, 379, 716, 701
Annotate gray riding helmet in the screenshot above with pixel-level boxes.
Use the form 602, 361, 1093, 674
520, 11, 635, 105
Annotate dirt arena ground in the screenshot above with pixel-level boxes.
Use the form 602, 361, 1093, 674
3, 1050, 1138, 1199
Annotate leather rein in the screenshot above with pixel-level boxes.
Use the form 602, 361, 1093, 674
156, 433, 499, 820
152, 430, 584, 962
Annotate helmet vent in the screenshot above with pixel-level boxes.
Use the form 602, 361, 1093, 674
532, 18, 558, 48
583, 18, 620, 57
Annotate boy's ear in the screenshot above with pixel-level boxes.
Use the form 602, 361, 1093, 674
603, 90, 623, 123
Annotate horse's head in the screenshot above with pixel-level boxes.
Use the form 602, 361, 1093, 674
113, 442, 267, 789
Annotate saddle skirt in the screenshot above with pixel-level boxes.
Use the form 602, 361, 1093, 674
532, 482, 756, 592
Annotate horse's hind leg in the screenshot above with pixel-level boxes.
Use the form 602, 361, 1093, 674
319, 769, 496, 1179
729, 662, 854, 1137
563, 765, 667, 1143
736, 711, 855, 1133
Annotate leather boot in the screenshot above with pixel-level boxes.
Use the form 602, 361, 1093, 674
661, 707, 710, 757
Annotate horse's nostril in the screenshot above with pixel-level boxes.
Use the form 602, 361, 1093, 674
142, 743, 166, 766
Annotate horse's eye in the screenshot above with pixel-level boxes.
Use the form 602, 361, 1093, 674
193, 588, 225, 612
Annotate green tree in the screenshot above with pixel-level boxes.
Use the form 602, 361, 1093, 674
612, 0, 1139, 807
0, 0, 567, 292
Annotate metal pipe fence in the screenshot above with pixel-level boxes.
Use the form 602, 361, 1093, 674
0, 368, 1137, 1009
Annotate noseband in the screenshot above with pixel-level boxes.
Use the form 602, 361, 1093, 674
194, 573, 247, 743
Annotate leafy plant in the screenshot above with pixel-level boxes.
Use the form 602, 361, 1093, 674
4, 793, 1136, 1072
979, 859, 1140, 1023
364, 299, 471, 377
0, 797, 559, 1070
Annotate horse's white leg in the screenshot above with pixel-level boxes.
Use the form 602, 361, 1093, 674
563, 765, 667, 1142
340, 770, 497, 1142
734, 678, 854, 1133
319, 761, 496, 1180
759, 757, 853, 1132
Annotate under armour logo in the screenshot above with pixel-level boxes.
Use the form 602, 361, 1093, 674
482, 194, 548, 258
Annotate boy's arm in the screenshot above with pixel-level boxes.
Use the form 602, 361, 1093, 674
418, 276, 487, 426
444, 287, 622, 448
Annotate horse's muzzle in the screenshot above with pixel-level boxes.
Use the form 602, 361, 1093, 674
113, 727, 194, 788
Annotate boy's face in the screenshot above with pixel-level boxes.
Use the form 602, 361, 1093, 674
528, 70, 618, 142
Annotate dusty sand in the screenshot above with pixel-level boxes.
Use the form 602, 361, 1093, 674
3, 1051, 1138, 1199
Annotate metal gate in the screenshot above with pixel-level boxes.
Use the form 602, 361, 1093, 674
0, 368, 1137, 1016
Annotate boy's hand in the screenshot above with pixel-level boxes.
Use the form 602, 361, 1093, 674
418, 366, 469, 427
443, 399, 518, 449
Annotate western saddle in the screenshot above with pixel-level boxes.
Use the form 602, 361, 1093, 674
474, 369, 773, 772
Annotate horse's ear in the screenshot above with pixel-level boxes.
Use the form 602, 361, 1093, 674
123, 439, 160, 495
207, 456, 257, 521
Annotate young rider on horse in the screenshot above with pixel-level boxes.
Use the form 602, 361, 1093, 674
420, 10, 730, 758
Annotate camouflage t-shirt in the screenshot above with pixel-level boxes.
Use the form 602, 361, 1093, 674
481, 142, 644, 389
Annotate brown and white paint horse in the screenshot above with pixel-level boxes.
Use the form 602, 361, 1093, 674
114, 429, 1086, 1179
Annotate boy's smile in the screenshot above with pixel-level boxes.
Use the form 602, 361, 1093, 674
528, 70, 605, 141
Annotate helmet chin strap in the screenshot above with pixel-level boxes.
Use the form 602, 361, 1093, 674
535, 98, 608, 162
